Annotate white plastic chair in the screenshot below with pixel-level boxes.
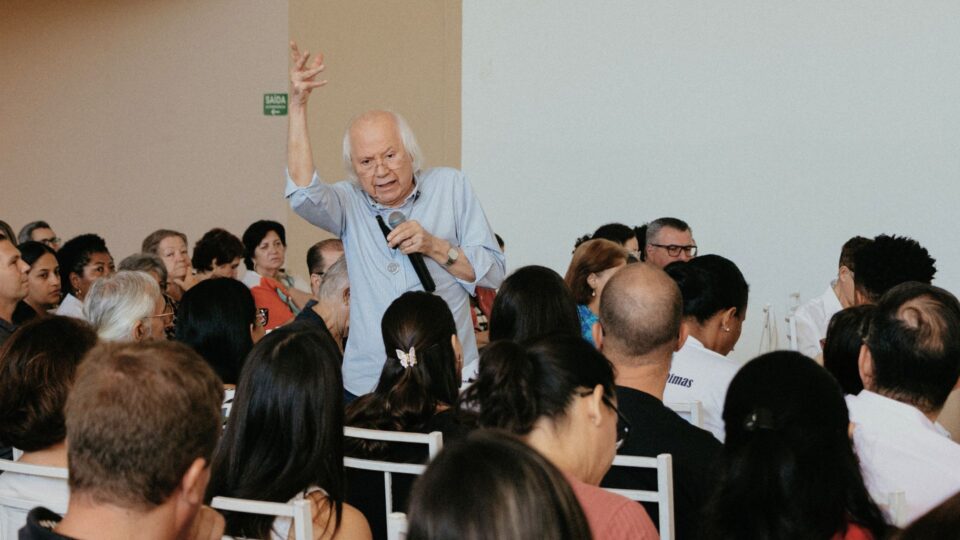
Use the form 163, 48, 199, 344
0, 459, 69, 540
664, 400, 704, 428
386, 511, 408, 540
343, 428, 442, 528
210, 496, 313, 540
603, 454, 675, 540
878, 491, 907, 527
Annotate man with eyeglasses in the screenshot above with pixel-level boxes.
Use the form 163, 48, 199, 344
17, 220, 61, 251
641, 217, 697, 268
284, 43, 505, 400
595, 263, 721, 540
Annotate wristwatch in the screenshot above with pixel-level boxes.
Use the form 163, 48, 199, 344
444, 246, 459, 267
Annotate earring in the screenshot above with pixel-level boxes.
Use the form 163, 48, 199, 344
591, 290, 596, 297
722, 326, 731, 332
75, 288, 83, 299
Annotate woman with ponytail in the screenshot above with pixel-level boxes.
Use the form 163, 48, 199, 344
344, 291, 469, 538
459, 335, 658, 540
702, 351, 890, 540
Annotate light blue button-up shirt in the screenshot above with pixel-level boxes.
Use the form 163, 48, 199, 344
286, 167, 505, 395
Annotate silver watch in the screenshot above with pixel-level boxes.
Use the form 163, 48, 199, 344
444, 246, 459, 267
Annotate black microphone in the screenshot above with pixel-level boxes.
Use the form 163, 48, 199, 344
387, 211, 436, 292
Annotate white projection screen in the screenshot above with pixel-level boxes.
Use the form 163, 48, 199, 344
462, 0, 960, 363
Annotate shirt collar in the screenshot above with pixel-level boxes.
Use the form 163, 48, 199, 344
850, 390, 943, 434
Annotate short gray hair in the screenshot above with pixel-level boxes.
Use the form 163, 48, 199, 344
341, 111, 424, 180
17, 221, 52, 245
118, 253, 168, 285
84, 271, 163, 342
644, 217, 692, 245
318, 257, 349, 302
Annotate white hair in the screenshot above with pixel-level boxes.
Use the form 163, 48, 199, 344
341, 111, 424, 180
84, 271, 162, 342
318, 257, 349, 302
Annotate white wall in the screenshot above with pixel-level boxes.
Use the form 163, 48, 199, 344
462, 0, 960, 363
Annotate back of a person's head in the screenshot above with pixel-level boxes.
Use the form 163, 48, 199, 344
0, 316, 98, 452
346, 292, 459, 438
407, 430, 591, 540
317, 257, 349, 302
564, 238, 628, 305
838, 236, 872, 271
175, 278, 255, 385
191, 228, 244, 272
65, 340, 222, 509
574, 223, 637, 250
57, 234, 109, 291
823, 305, 875, 395
489, 265, 580, 343
460, 335, 615, 435
306, 238, 344, 275
599, 262, 682, 360
863, 282, 960, 413
853, 234, 936, 303
209, 322, 345, 538
704, 351, 887, 540
118, 252, 168, 285
84, 270, 162, 341
665, 254, 749, 323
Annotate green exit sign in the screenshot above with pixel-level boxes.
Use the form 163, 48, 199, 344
263, 93, 287, 116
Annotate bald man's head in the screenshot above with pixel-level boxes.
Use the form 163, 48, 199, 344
599, 263, 682, 361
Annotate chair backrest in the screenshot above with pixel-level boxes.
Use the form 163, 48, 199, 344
878, 491, 907, 527
343, 428, 442, 532
0, 459, 69, 540
784, 314, 799, 351
664, 400, 704, 428
386, 511, 408, 540
603, 454, 675, 540
210, 496, 313, 540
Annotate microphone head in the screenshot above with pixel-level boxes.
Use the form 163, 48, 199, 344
387, 211, 407, 229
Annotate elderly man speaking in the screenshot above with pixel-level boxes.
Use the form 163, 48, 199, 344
284, 43, 505, 398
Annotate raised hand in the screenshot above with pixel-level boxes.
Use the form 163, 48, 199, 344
289, 41, 328, 108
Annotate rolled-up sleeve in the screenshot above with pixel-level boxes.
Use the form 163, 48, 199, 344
284, 170, 347, 236
454, 175, 506, 294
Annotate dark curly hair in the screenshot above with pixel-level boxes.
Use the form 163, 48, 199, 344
852, 234, 936, 303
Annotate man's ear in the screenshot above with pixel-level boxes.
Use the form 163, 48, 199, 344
858, 344, 875, 391
342, 287, 350, 306
309, 274, 322, 296
133, 320, 146, 342
592, 321, 604, 351
676, 320, 690, 352
179, 457, 209, 507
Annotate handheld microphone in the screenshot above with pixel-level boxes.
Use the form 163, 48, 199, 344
387, 211, 436, 292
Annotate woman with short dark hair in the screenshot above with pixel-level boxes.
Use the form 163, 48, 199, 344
54, 234, 114, 319
823, 305, 875, 395
240, 220, 312, 330
703, 351, 889, 539
207, 322, 371, 540
192, 228, 245, 281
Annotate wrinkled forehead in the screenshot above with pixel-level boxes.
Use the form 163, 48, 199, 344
349, 114, 403, 158
32, 227, 55, 238
653, 227, 694, 245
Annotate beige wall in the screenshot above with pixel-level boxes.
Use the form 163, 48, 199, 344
285, 0, 462, 278
0, 0, 288, 258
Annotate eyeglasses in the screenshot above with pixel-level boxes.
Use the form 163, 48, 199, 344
39, 237, 61, 247
578, 390, 632, 450
143, 310, 175, 325
650, 243, 698, 258
355, 150, 407, 177
256, 307, 270, 328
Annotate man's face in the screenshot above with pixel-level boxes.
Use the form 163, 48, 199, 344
836, 265, 856, 308
350, 113, 415, 208
30, 227, 60, 251
645, 227, 697, 268
0, 240, 30, 306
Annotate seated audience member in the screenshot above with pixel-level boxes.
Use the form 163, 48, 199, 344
0, 316, 98, 532
703, 351, 889, 539
847, 282, 960, 523
663, 255, 749, 441
17, 221, 61, 251
0, 237, 30, 346
241, 220, 312, 329
461, 336, 658, 539
0, 220, 17, 245
852, 234, 936, 305
119, 252, 177, 339
640, 217, 697, 268
306, 238, 345, 289
20, 341, 225, 540
142, 229, 193, 302
564, 239, 628, 347
84, 271, 168, 342
55, 234, 115, 319
794, 236, 872, 358
596, 263, 721, 540
407, 430, 591, 540
192, 228, 245, 281
896, 489, 960, 540
175, 278, 264, 417
488, 265, 580, 344
822, 305, 876, 395
15, 241, 61, 322
207, 323, 371, 540
297, 257, 349, 350
575, 223, 641, 253
345, 291, 467, 538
